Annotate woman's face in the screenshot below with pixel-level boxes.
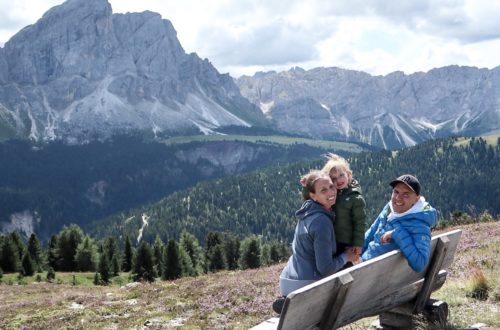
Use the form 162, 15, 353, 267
329, 169, 350, 190
310, 177, 337, 210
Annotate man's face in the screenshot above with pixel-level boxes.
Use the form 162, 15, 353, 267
391, 182, 420, 213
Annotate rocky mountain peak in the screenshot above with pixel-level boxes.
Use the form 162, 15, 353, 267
0, 0, 265, 143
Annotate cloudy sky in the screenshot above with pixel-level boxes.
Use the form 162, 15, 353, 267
1, 0, 499, 77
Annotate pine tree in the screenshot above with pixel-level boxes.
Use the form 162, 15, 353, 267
57, 225, 84, 271
21, 252, 35, 276
179, 231, 205, 276
207, 244, 226, 272
260, 244, 271, 267
152, 235, 164, 274
269, 242, 282, 264
223, 235, 240, 270
47, 235, 59, 270
132, 241, 156, 282
205, 232, 226, 272
122, 235, 133, 272
239, 235, 261, 269
27, 234, 44, 272
75, 237, 98, 271
111, 255, 120, 276
9, 232, 25, 264
103, 237, 119, 265
0, 237, 20, 272
178, 245, 195, 277
98, 252, 110, 285
161, 240, 182, 280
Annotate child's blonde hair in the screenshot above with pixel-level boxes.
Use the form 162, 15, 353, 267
322, 153, 352, 181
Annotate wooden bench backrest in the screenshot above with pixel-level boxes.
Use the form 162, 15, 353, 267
253, 229, 462, 330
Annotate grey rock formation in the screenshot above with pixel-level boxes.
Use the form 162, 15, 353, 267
0, 0, 266, 143
237, 66, 500, 149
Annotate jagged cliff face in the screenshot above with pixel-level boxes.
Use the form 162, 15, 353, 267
237, 66, 500, 149
0, 0, 266, 143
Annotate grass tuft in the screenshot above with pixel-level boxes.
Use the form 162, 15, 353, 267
465, 265, 490, 301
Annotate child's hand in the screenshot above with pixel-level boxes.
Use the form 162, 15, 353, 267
381, 230, 394, 244
351, 246, 362, 256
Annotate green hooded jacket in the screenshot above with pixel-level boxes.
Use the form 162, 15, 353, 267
332, 179, 367, 247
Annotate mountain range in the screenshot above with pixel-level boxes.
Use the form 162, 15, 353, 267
237, 66, 500, 149
0, 0, 499, 149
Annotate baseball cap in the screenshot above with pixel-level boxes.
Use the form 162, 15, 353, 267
390, 174, 421, 195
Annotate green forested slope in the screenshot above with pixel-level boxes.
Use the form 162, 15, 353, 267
1, 136, 353, 241
88, 136, 499, 244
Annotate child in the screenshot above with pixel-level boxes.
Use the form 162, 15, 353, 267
322, 153, 367, 260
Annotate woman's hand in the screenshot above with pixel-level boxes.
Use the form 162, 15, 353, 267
345, 249, 359, 263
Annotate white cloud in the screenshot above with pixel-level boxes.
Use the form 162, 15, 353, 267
0, 0, 499, 77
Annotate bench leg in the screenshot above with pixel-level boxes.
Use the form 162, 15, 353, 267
379, 300, 448, 329
422, 300, 448, 327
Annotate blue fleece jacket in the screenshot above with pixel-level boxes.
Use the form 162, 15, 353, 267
279, 200, 348, 296
361, 197, 437, 272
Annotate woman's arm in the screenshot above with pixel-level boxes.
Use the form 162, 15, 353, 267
310, 216, 347, 276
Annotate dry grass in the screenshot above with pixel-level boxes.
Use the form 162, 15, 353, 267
0, 222, 498, 329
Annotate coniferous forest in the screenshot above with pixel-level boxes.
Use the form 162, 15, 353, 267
0, 136, 339, 241
88, 136, 499, 246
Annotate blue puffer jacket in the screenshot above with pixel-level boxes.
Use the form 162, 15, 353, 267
361, 198, 437, 272
280, 200, 348, 296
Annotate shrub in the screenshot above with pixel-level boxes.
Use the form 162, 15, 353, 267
478, 210, 494, 223
93, 272, 102, 285
46, 267, 56, 282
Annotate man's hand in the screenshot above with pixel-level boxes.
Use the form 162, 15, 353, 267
381, 230, 394, 244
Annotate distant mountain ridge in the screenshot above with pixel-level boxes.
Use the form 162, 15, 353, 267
237, 66, 500, 149
0, 0, 498, 149
0, 0, 266, 143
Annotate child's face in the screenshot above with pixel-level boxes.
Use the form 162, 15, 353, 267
329, 169, 350, 190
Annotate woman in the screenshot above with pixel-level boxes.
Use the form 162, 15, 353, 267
275, 170, 358, 312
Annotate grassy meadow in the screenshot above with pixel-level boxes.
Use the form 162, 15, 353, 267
161, 134, 367, 153
1, 221, 498, 329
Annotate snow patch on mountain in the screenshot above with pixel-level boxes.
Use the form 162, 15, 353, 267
260, 101, 274, 114
390, 114, 417, 146
413, 118, 439, 133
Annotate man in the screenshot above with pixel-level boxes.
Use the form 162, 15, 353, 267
361, 174, 437, 272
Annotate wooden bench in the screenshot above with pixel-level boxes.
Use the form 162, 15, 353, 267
252, 229, 462, 330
